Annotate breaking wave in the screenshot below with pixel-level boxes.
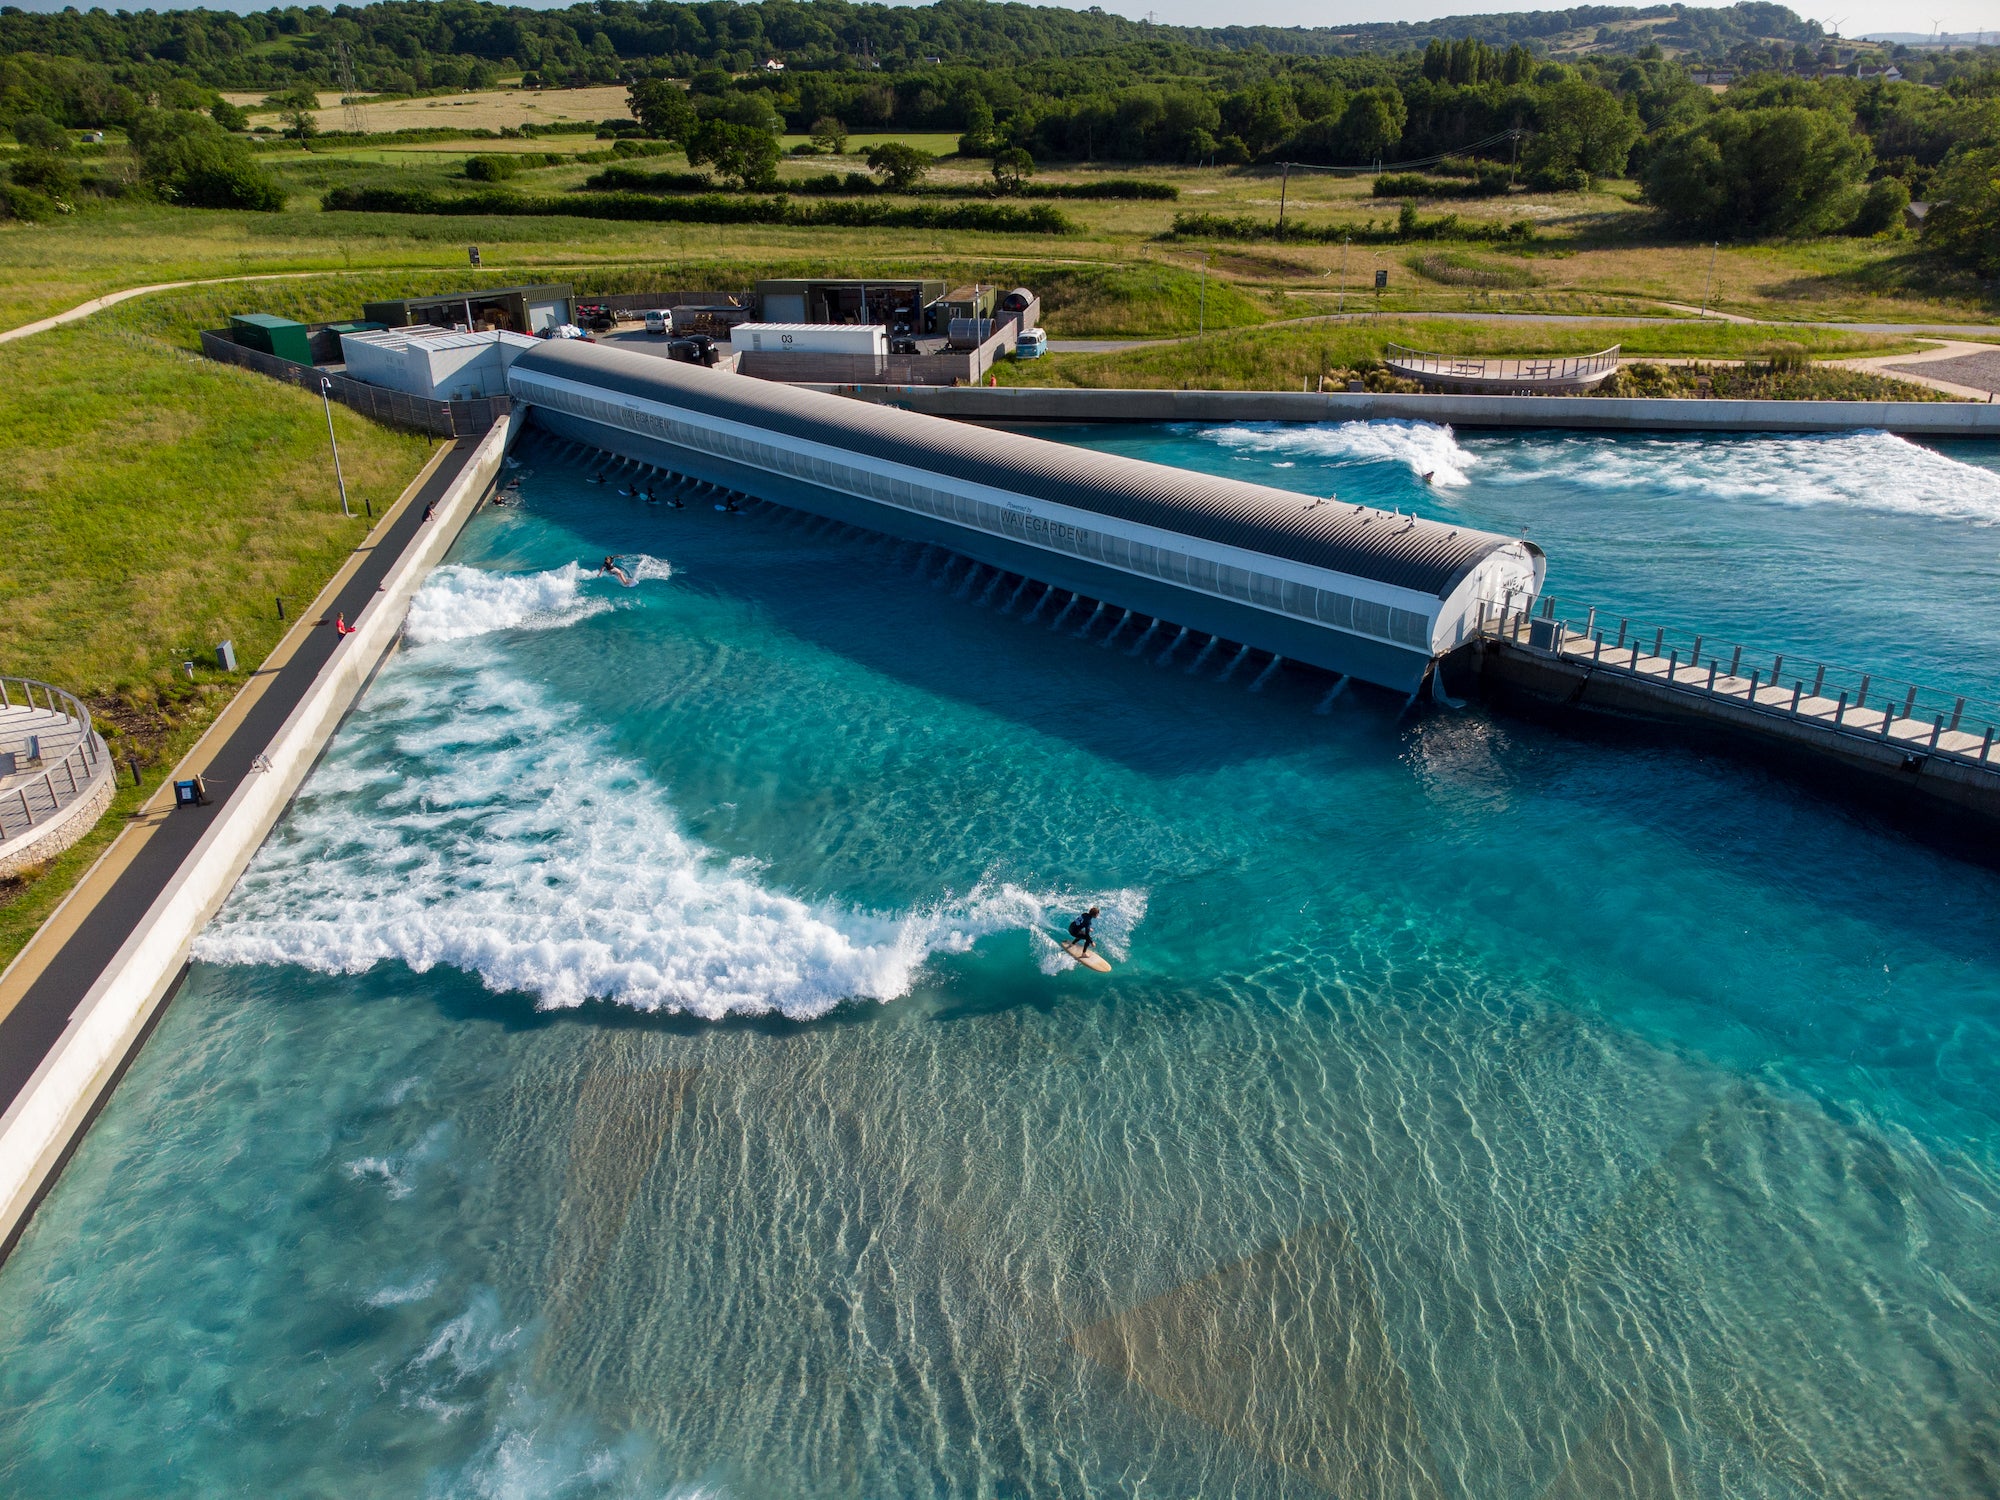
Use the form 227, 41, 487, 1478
1195, 420, 1476, 487
402, 558, 671, 647
1474, 429, 2000, 524
194, 662, 1143, 1021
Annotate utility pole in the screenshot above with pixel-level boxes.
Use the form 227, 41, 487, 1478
1700, 240, 1718, 318
1276, 161, 1290, 240
320, 377, 351, 519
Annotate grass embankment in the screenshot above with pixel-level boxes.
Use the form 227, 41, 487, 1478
997, 318, 1929, 390
0, 324, 431, 970
7, 146, 1999, 339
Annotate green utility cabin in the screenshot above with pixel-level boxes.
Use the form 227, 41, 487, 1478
228, 313, 312, 365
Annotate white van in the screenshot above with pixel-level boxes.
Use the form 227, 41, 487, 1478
644, 309, 672, 335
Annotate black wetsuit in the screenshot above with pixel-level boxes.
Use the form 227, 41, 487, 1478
1068, 911, 1096, 953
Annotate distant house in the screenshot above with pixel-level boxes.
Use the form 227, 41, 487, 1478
1904, 200, 1931, 230
761, 58, 785, 71
1691, 69, 1735, 84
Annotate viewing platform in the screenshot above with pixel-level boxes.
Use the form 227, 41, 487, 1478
0, 678, 113, 879
1382, 343, 1622, 395
1474, 598, 2000, 829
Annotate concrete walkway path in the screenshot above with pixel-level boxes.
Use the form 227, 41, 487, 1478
1837, 340, 2000, 400
0, 271, 336, 346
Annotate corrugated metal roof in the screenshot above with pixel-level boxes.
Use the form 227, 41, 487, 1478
512, 341, 1524, 599
346, 328, 538, 353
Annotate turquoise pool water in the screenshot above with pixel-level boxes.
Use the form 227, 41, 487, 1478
2, 423, 1998, 1499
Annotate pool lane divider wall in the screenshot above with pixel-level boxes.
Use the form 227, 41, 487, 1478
0, 416, 515, 1261
807, 385, 2000, 436
505, 341, 1545, 695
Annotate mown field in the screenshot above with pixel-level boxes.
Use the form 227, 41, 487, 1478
6, 106, 1999, 341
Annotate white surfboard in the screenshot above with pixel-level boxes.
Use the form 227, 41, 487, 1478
1060, 940, 1112, 973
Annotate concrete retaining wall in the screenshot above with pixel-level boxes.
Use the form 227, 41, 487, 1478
815, 384, 2000, 436
0, 420, 509, 1247
0, 761, 114, 880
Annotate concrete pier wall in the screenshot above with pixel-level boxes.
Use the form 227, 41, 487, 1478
814, 384, 2000, 436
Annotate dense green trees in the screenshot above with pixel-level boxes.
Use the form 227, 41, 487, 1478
866, 141, 933, 190
1523, 77, 1640, 188
627, 77, 696, 143
1644, 105, 1871, 235
1, 0, 1997, 272
1922, 145, 2000, 276
684, 117, 780, 189
128, 109, 286, 209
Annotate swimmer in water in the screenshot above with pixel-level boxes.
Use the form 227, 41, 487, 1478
598, 555, 633, 586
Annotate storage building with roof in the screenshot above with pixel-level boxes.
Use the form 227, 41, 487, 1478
505, 341, 1544, 692
341, 327, 539, 402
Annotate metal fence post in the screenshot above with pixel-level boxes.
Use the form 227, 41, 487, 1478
1812, 664, 1825, 697
1728, 644, 1742, 677
1790, 682, 1802, 714
1653, 628, 1665, 657
1857, 675, 1870, 709
1930, 716, 1943, 750
1835, 691, 1848, 726
1951, 697, 1965, 732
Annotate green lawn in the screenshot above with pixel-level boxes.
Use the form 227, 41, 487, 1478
0, 323, 432, 969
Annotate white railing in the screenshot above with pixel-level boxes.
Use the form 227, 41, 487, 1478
1477, 594, 2000, 770
0, 675, 111, 841
1384, 343, 1622, 386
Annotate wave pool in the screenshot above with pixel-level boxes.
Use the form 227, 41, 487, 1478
1, 422, 1997, 1499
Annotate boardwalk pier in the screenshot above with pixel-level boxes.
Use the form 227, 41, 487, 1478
1473, 599, 2000, 827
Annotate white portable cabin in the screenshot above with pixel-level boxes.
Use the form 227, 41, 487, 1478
507, 342, 1544, 693
729, 323, 888, 358
338, 327, 540, 401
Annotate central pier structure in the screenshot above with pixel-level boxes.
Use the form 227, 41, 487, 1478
509, 342, 1543, 694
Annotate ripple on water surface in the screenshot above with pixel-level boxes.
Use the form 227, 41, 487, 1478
1, 425, 1998, 1499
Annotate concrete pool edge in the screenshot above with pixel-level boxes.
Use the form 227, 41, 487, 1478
810, 385, 2000, 436
0, 415, 515, 1262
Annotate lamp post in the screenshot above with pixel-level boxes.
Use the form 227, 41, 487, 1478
1337, 235, 1351, 315
1700, 241, 1719, 319
320, 377, 351, 519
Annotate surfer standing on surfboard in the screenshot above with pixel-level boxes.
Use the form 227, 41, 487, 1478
1068, 906, 1100, 957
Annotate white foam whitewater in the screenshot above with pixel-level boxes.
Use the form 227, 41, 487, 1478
402, 557, 672, 646
1195, 420, 1477, 487
194, 658, 1143, 1020
1474, 429, 2000, 524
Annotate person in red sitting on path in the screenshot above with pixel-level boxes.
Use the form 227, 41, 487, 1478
335, 612, 358, 636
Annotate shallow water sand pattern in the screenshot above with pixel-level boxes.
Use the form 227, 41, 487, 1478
0, 425, 1997, 1497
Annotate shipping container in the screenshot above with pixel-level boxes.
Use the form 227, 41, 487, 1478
729, 323, 888, 357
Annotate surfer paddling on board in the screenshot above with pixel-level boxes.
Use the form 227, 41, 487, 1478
598, 555, 633, 586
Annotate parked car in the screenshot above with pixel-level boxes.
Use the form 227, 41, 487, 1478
644, 309, 672, 335
889, 337, 919, 355
666, 334, 718, 366
1014, 327, 1048, 359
